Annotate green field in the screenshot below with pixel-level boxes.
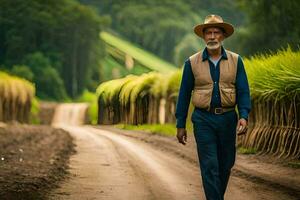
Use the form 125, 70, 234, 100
115, 123, 177, 137
100, 32, 177, 73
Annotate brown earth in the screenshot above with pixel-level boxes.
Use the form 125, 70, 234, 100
0, 123, 75, 200
96, 125, 300, 199
2, 119, 298, 199
38, 102, 58, 125
48, 125, 299, 200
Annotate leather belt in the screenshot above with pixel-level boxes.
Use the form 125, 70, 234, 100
207, 107, 235, 114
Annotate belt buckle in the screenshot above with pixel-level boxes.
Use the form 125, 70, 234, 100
214, 108, 223, 114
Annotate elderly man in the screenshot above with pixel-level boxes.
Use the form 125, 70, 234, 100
175, 14, 251, 200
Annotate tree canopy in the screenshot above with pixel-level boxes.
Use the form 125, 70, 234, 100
1, 0, 299, 100
0, 0, 108, 99
80, 0, 245, 65
235, 0, 300, 55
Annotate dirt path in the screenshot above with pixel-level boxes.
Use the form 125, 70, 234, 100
48, 125, 298, 200
98, 125, 300, 197
49, 125, 204, 200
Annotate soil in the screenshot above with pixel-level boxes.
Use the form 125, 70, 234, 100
0, 123, 75, 200
38, 102, 58, 125
2, 122, 298, 199
49, 125, 299, 200
96, 125, 300, 198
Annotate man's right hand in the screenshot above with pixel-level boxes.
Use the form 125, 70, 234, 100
176, 128, 187, 145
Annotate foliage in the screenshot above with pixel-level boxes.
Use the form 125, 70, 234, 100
244, 47, 300, 102
76, 90, 98, 124
100, 56, 150, 82
101, 32, 177, 72
236, 0, 300, 56
0, 71, 35, 123
30, 97, 40, 124
166, 70, 182, 98
115, 123, 177, 136
98, 47, 300, 110
81, 0, 300, 61
23, 52, 68, 101
98, 48, 300, 158
129, 72, 160, 103
10, 65, 34, 82
237, 147, 257, 154
150, 74, 169, 98
80, 0, 245, 63
287, 161, 300, 169
0, 0, 108, 98
174, 34, 205, 66
84, 1, 199, 63
0, 71, 35, 103
38, 67, 69, 101
240, 48, 300, 158
97, 75, 135, 105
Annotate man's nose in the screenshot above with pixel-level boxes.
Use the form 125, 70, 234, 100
209, 32, 215, 39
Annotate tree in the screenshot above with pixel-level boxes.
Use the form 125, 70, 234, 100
236, 0, 300, 55
79, 0, 245, 63
23, 52, 68, 100
0, 0, 108, 98
11, 65, 34, 82
174, 34, 205, 66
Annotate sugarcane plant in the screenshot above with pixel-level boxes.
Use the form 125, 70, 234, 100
0, 72, 35, 123
240, 47, 300, 159
97, 48, 300, 159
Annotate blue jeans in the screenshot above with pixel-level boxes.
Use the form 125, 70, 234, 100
192, 108, 238, 200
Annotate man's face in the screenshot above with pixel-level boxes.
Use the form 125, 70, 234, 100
203, 27, 224, 50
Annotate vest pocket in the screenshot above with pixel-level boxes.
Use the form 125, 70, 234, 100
220, 87, 236, 107
192, 89, 212, 109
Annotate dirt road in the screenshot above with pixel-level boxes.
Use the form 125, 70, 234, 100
48, 125, 298, 200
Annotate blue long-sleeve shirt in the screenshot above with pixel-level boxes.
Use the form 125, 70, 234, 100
175, 46, 251, 128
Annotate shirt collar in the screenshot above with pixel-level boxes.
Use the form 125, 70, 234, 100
202, 46, 228, 61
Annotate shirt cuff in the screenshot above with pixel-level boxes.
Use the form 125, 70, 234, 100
239, 109, 249, 121
176, 118, 186, 128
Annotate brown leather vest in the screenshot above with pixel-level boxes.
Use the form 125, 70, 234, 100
189, 49, 239, 110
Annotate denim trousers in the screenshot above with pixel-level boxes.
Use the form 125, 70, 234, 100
192, 108, 238, 200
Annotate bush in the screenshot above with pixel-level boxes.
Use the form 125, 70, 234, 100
115, 123, 177, 136
10, 65, 34, 82
30, 97, 40, 124
23, 52, 69, 101
36, 66, 69, 101
76, 90, 98, 124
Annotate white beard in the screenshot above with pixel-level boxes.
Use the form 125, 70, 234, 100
206, 41, 222, 50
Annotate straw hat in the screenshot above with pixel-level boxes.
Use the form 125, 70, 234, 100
194, 14, 234, 38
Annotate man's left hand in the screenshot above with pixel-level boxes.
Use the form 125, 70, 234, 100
236, 118, 248, 135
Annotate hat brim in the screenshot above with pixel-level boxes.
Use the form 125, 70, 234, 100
194, 22, 234, 38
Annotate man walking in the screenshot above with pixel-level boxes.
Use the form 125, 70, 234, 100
175, 14, 251, 200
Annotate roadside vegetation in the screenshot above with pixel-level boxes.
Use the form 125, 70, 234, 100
0, 71, 35, 123
97, 48, 300, 159
75, 90, 98, 125
237, 147, 257, 155
115, 124, 177, 137
0, 0, 107, 100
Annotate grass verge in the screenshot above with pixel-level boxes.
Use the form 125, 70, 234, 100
237, 147, 257, 154
287, 161, 300, 169
115, 123, 177, 137
75, 90, 98, 125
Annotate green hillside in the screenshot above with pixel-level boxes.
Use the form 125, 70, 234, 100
100, 56, 151, 82
100, 32, 177, 74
